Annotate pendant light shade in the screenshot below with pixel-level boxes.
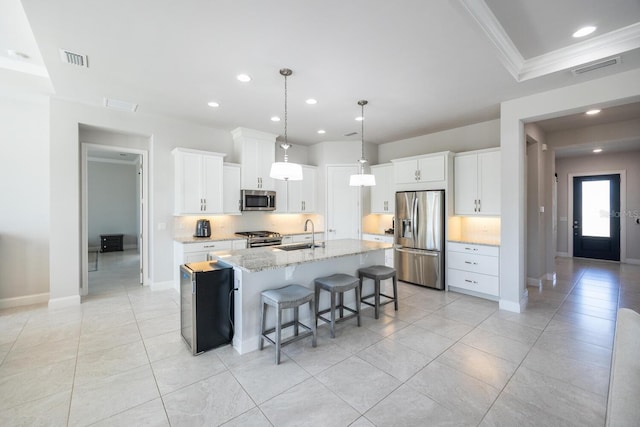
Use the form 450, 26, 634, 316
349, 100, 376, 187
270, 68, 303, 181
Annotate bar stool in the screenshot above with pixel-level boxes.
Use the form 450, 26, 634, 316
358, 265, 398, 319
314, 274, 361, 338
259, 284, 317, 364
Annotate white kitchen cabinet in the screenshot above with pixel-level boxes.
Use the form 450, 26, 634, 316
274, 165, 317, 213
291, 233, 323, 243
232, 127, 277, 191
447, 241, 499, 299
393, 153, 446, 184
223, 163, 241, 214
173, 238, 246, 287
288, 166, 317, 213
370, 164, 395, 214
172, 148, 225, 215
362, 233, 394, 267
454, 149, 500, 216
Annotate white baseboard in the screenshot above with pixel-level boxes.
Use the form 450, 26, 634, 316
527, 277, 542, 287
48, 295, 81, 310
625, 258, 640, 265
556, 252, 570, 258
151, 280, 177, 292
499, 289, 528, 313
0, 292, 49, 309
545, 272, 557, 281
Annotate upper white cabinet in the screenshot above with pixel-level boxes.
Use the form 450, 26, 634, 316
370, 164, 395, 214
394, 153, 446, 184
172, 148, 225, 215
223, 163, 241, 214
232, 127, 277, 191
288, 165, 317, 213
274, 165, 317, 213
454, 149, 500, 216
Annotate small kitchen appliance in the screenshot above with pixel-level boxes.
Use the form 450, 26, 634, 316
195, 219, 211, 237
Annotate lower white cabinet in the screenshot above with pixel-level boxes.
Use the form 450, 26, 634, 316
174, 239, 247, 287
362, 233, 394, 267
447, 241, 499, 299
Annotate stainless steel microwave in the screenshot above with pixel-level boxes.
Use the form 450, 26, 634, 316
241, 190, 276, 211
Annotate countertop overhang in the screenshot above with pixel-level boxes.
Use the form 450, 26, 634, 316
210, 239, 392, 273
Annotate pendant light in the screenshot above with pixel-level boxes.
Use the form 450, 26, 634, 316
349, 100, 376, 186
270, 68, 303, 181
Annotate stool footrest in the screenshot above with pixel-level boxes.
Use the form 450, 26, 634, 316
317, 305, 358, 326
262, 321, 314, 348
361, 293, 396, 306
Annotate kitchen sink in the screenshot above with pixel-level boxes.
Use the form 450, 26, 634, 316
275, 243, 324, 251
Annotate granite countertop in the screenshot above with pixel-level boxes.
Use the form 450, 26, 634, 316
174, 234, 246, 244
448, 238, 500, 247
210, 238, 392, 273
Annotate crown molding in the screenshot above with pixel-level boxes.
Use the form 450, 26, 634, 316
459, 1, 640, 82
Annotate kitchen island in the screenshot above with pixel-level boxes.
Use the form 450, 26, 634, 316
210, 239, 392, 354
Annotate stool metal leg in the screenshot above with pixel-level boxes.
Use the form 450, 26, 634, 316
259, 301, 266, 350
374, 278, 381, 319
355, 283, 361, 327
275, 305, 282, 364
314, 286, 320, 329
310, 298, 317, 347
294, 306, 299, 336
393, 274, 399, 311
330, 290, 337, 338
339, 291, 344, 318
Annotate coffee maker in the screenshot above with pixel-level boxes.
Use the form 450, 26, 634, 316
194, 219, 211, 237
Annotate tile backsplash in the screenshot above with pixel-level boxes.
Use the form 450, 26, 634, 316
448, 216, 501, 244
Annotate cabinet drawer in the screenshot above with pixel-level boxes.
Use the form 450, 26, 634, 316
448, 241, 499, 257
448, 268, 499, 296
447, 251, 499, 276
362, 234, 393, 243
183, 240, 233, 253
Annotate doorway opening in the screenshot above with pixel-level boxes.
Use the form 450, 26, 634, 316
81, 142, 149, 296
568, 171, 626, 262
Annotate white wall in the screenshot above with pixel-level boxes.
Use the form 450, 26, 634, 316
0, 73, 50, 304
87, 160, 139, 248
555, 150, 640, 260
378, 119, 499, 163
500, 67, 640, 312
48, 97, 235, 305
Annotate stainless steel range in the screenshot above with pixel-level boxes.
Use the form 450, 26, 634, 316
235, 231, 282, 248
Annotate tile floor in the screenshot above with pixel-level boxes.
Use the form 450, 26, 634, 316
1, 251, 639, 426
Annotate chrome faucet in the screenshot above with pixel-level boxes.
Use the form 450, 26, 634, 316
304, 219, 315, 248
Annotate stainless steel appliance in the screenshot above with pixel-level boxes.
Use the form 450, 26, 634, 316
194, 219, 211, 237
241, 190, 276, 211
394, 190, 445, 289
235, 230, 282, 248
180, 260, 234, 355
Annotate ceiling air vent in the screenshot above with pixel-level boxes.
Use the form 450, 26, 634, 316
59, 49, 89, 67
103, 97, 138, 113
344, 132, 358, 137
572, 57, 620, 76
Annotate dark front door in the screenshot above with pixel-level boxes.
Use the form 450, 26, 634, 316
573, 174, 620, 261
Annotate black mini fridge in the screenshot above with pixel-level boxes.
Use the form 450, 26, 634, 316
180, 260, 234, 355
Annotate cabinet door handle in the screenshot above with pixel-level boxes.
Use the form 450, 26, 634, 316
203, 244, 216, 248
464, 261, 478, 265
464, 279, 478, 284
477, 199, 481, 212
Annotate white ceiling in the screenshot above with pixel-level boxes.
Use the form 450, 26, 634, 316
3, 0, 640, 146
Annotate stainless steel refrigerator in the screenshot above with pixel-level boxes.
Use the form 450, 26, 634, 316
394, 190, 445, 289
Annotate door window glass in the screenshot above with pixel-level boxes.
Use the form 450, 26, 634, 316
581, 180, 610, 237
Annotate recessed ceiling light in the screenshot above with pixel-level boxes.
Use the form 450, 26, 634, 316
317, 129, 326, 134
236, 74, 251, 82
573, 26, 596, 38
270, 116, 280, 122
305, 98, 318, 105
7, 49, 30, 59
593, 148, 603, 153
586, 109, 601, 115
207, 101, 220, 108
355, 116, 364, 121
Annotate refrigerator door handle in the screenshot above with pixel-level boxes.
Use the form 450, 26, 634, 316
395, 246, 439, 257
412, 196, 418, 242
